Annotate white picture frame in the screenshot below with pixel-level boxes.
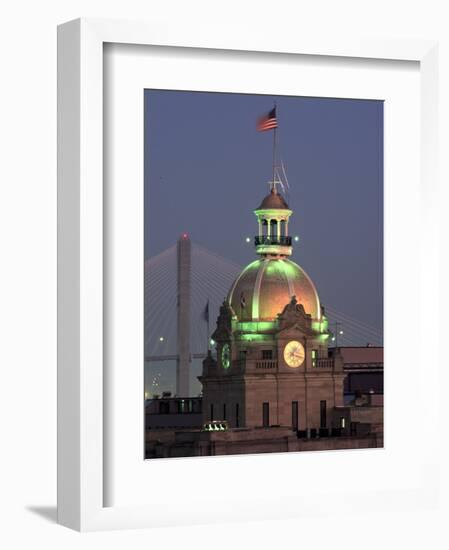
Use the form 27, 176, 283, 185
57, 17, 440, 531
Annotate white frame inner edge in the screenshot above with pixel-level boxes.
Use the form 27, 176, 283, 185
57, 17, 439, 531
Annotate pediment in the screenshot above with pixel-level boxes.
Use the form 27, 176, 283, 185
277, 295, 312, 330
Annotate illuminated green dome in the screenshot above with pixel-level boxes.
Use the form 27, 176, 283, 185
227, 257, 321, 322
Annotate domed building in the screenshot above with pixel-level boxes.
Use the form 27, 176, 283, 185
228, 257, 321, 323
228, 187, 322, 325
200, 185, 347, 432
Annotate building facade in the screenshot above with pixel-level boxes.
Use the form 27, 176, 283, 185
200, 186, 362, 436
145, 185, 383, 458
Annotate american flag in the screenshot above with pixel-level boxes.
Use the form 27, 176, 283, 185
257, 107, 277, 132
203, 300, 209, 322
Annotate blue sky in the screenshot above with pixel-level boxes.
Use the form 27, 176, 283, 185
144, 90, 383, 333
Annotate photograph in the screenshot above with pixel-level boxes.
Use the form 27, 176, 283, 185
1, 0, 443, 541
143, 90, 384, 459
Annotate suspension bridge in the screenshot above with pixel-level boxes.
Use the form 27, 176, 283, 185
144, 236, 383, 398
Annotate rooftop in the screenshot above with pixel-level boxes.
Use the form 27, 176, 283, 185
257, 189, 289, 210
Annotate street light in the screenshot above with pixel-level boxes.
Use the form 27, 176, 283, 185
159, 336, 164, 342
245, 237, 251, 243
332, 322, 344, 347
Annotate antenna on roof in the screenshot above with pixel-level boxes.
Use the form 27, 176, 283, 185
257, 102, 292, 202
280, 160, 290, 190
274, 166, 286, 195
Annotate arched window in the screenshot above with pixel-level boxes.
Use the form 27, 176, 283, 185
270, 219, 277, 240
262, 219, 268, 237
280, 219, 286, 237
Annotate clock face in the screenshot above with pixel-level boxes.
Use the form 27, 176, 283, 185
284, 340, 305, 368
221, 343, 231, 369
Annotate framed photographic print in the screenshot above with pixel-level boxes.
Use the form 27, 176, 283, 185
143, 90, 384, 460
58, 18, 441, 531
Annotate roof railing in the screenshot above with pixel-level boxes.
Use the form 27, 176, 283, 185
254, 236, 292, 246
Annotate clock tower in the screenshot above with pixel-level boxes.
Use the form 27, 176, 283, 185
200, 185, 345, 433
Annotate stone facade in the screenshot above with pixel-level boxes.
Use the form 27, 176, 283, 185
199, 296, 348, 434
196, 187, 383, 453
145, 187, 383, 459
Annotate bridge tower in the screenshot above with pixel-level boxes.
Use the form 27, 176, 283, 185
177, 233, 191, 396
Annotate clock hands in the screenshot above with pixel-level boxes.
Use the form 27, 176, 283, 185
284, 341, 305, 367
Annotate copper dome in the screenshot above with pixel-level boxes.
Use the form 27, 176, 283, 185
257, 189, 289, 210
228, 258, 321, 322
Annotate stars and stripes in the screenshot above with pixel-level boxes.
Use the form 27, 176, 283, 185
203, 300, 209, 322
257, 107, 277, 132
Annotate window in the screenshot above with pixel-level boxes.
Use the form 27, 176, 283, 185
263, 402, 270, 427
235, 403, 239, 428
210, 403, 214, 421
262, 219, 268, 236
292, 401, 298, 430
280, 219, 286, 237
320, 400, 327, 428
159, 401, 169, 414
223, 403, 227, 420
340, 417, 346, 429
312, 349, 317, 368
262, 349, 273, 360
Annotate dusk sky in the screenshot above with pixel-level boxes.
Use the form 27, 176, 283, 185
144, 90, 383, 334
